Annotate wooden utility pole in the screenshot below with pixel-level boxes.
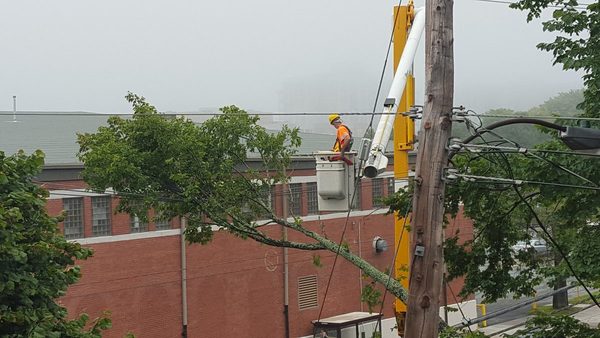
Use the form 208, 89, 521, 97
404, 0, 454, 337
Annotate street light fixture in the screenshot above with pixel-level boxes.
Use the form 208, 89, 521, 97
456, 118, 600, 156
560, 126, 600, 155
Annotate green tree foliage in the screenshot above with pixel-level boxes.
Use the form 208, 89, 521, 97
389, 93, 599, 337
446, 117, 600, 301
507, 314, 600, 338
77, 93, 412, 303
445, 118, 598, 331
439, 87, 600, 301
435, 0, 600, 329
441, 0, 600, 310
439, 327, 488, 338
530, 89, 584, 116
0, 150, 110, 337
511, 1, 600, 120
360, 278, 383, 313
78, 92, 301, 245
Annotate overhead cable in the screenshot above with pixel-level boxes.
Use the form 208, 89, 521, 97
473, 0, 589, 10
451, 173, 600, 191
513, 187, 600, 309
4, 111, 600, 121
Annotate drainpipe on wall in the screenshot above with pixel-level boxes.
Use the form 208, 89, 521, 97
282, 174, 290, 338
181, 217, 188, 337
283, 230, 290, 338
358, 220, 364, 312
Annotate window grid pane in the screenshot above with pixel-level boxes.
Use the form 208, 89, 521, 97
307, 182, 318, 214
372, 178, 384, 208
63, 198, 84, 239
388, 177, 396, 196
130, 214, 148, 233
288, 183, 303, 216
155, 218, 171, 231
259, 186, 274, 219
91, 196, 111, 237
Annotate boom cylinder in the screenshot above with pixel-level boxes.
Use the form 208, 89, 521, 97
363, 7, 425, 178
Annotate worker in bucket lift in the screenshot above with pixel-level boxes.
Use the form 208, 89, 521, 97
328, 113, 353, 165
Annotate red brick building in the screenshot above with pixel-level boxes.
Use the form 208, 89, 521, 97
39, 158, 476, 338
3, 113, 475, 337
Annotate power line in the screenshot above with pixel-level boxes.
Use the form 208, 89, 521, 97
452, 173, 600, 191
316, 170, 365, 321
468, 113, 600, 122
461, 115, 600, 188
40, 157, 404, 306
68, 239, 396, 300
455, 284, 578, 329
0, 111, 401, 117
4, 111, 600, 121
473, 0, 589, 10
525, 151, 598, 188
373, 203, 411, 335
513, 187, 600, 309
446, 281, 474, 334
454, 143, 599, 186
451, 123, 600, 315
367, 0, 405, 129
454, 121, 600, 312
69, 234, 392, 291
457, 143, 600, 158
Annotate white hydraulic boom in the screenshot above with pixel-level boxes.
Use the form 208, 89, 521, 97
363, 7, 425, 178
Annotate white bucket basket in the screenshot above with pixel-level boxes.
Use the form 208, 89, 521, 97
314, 151, 356, 211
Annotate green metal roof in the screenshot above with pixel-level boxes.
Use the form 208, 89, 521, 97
1, 112, 384, 165
1, 112, 109, 164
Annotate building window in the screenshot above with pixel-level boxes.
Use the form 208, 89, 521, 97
130, 214, 148, 233
298, 275, 318, 310
372, 178, 384, 208
91, 196, 111, 237
63, 198, 84, 239
307, 182, 318, 214
288, 183, 303, 216
155, 218, 171, 231
259, 185, 274, 219
388, 177, 396, 196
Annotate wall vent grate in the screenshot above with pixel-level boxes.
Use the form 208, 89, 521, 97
298, 275, 318, 310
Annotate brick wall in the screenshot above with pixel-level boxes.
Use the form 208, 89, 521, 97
45, 171, 474, 337
59, 213, 398, 338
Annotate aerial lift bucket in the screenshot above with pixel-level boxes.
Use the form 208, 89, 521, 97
314, 151, 357, 212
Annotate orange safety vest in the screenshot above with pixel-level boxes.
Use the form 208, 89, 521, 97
333, 125, 353, 152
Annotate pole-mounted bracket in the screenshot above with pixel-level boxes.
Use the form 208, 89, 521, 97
451, 105, 468, 123
402, 105, 423, 120
384, 98, 396, 108
442, 168, 459, 183
446, 137, 463, 151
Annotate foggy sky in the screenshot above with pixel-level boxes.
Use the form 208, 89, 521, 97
0, 0, 584, 116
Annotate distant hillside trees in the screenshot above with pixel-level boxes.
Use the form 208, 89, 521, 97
452, 90, 584, 148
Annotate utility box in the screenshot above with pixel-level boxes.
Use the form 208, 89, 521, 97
315, 151, 357, 211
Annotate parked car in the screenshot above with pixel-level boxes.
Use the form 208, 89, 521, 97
512, 239, 548, 255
